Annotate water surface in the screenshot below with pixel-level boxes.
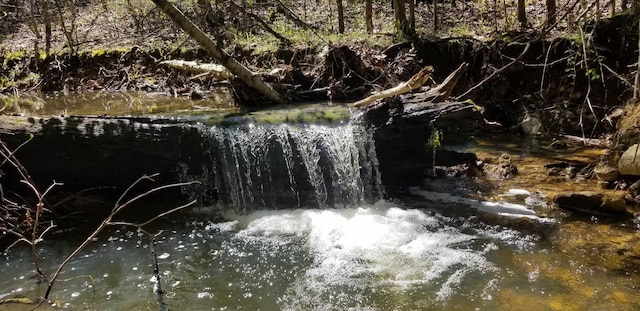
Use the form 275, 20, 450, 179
2, 201, 639, 311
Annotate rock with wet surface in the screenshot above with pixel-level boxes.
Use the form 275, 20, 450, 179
520, 115, 542, 135
481, 153, 518, 179
554, 191, 629, 216
626, 180, 640, 206
618, 144, 640, 176
594, 162, 620, 181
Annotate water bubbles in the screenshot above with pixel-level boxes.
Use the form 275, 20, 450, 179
197, 292, 215, 299
528, 268, 540, 282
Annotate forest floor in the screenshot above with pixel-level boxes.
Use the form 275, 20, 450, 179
0, 0, 620, 56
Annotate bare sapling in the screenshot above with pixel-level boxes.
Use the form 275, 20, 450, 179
43, 173, 199, 301
0, 138, 198, 309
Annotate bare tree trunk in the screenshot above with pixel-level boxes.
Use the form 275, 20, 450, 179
518, 0, 527, 28
54, 0, 75, 54
433, 0, 438, 32
634, 19, 640, 100
393, 0, 408, 34
611, 0, 615, 17
27, 0, 42, 58
44, 0, 51, 57
408, 0, 415, 33
336, 0, 344, 33
150, 0, 286, 104
365, 0, 373, 34
546, 0, 556, 27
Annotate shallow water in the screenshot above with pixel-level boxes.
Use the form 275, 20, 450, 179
2, 201, 640, 311
0, 91, 237, 117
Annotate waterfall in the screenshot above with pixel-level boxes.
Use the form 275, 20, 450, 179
201, 123, 382, 212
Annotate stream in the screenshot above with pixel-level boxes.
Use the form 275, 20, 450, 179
1, 94, 640, 310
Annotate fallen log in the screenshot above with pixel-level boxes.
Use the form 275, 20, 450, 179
402, 63, 468, 104
150, 0, 286, 104
350, 63, 468, 109
350, 65, 434, 108
159, 60, 232, 80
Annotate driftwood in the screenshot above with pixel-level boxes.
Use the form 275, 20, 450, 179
351, 63, 468, 109
159, 60, 232, 80
403, 63, 469, 104
350, 66, 434, 108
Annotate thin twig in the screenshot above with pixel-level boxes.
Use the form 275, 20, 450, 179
44, 177, 199, 299
540, 42, 553, 94
114, 173, 159, 211
578, 26, 598, 141
456, 42, 530, 100
601, 62, 633, 88
139, 199, 197, 227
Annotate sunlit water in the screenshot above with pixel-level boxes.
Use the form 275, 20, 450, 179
3, 201, 639, 310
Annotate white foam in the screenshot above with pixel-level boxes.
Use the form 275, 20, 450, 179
410, 189, 552, 221
229, 206, 520, 308
505, 189, 531, 196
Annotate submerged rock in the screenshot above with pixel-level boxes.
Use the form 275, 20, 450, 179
481, 153, 518, 179
626, 180, 640, 206
554, 191, 629, 216
618, 144, 640, 176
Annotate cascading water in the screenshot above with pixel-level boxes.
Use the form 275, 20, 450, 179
202, 123, 382, 212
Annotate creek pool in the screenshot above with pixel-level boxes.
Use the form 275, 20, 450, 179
2, 201, 639, 311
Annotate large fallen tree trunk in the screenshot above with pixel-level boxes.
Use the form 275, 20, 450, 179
150, 0, 286, 104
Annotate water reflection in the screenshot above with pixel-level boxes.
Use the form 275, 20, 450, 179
0, 91, 237, 117
2, 200, 640, 310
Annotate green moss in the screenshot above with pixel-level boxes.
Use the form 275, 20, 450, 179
200, 106, 351, 126
2, 50, 26, 68
91, 49, 107, 57
3, 50, 25, 61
